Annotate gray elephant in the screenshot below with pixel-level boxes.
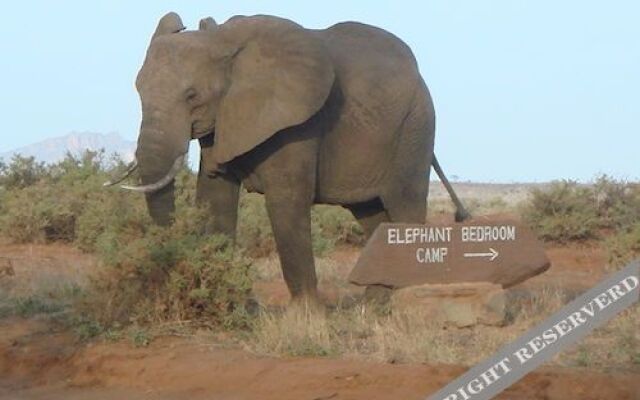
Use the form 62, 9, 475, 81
107, 12, 468, 302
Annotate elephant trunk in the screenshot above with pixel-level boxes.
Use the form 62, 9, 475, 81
131, 127, 188, 226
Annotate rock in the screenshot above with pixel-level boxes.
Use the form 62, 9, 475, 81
391, 282, 507, 327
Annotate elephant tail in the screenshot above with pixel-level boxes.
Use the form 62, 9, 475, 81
431, 154, 471, 222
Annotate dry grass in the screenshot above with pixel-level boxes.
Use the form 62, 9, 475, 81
253, 255, 349, 287
427, 181, 538, 219
245, 285, 639, 370
247, 301, 336, 357
428, 196, 521, 219
246, 302, 515, 364
556, 304, 640, 369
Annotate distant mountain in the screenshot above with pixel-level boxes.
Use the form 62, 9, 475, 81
1, 132, 136, 164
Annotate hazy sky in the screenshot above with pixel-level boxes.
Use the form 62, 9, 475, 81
1, 1, 638, 182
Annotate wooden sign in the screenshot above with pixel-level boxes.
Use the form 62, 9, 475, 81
349, 216, 550, 288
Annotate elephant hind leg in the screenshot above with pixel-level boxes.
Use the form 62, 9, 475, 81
346, 198, 393, 311
363, 174, 428, 311
381, 183, 428, 224
382, 79, 433, 225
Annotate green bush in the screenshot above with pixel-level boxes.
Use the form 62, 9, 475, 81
237, 193, 276, 257
606, 223, 640, 269
0, 149, 363, 255
592, 175, 640, 232
0, 183, 76, 243
0, 154, 65, 242
311, 205, 363, 255
11, 295, 65, 317
71, 161, 255, 330
84, 222, 255, 329
0, 154, 48, 189
523, 180, 598, 243
522, 176, 640, 243
0, 150, 121, 244
0, 150, 281, 335
75, 192, 146, 252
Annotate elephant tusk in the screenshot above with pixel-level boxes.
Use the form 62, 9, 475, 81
120, 154, 185, 193
103, 160, 139, 187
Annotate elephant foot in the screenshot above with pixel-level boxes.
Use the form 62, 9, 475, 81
364, 284, 393, 316
289, 291, 327, 315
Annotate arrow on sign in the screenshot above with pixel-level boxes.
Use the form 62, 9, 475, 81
463, 248, 499, 261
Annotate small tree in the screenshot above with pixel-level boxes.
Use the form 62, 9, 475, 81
0, 155, 48, 189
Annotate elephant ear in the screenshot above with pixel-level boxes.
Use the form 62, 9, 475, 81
151, 12, 185, 41
212, 16, 335, 164
199, 17, 218, 31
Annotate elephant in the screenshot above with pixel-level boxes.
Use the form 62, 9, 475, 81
107, 12, 469, 303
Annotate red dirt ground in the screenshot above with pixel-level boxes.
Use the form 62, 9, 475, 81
1, 317, 639, 400
1, 241, 638, 400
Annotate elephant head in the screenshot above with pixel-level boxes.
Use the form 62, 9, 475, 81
114, 12, 335, 225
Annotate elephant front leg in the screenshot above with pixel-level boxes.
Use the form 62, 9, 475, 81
196, 136, 241, 239
264, 192, 318, 301
196, 172, 241, 239
196, 171, 240, 241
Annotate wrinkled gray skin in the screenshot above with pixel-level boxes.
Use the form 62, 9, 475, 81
129, 12, 466, 302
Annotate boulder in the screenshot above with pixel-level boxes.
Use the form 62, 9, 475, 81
391, 282, 507, 327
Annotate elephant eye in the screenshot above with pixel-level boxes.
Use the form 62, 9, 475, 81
185, 88, 198, 103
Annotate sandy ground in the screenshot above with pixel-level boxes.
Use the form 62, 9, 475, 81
0, 240, 638, 399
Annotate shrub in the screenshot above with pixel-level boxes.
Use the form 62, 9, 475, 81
0, 149, 363, 255
81, 200, 255, 330
592, 175, 640, 232
522, 180, 598, 243
312, 205, 363, 250
237, 193, 276, 257
523, 176, 640, 243
0, 183, 76, 243
74, 191, 147, 252
0, 154, 48, 189
0, 149, 259, 336
606, 223, 640, 269
0, 150, 125, 244
73, 163, 255, 330
97, 232, 253, 329
11, 295, 65, 317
